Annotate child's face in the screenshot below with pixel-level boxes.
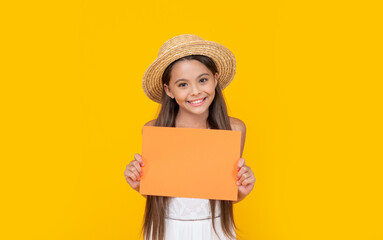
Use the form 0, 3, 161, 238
164, 59, 218, 116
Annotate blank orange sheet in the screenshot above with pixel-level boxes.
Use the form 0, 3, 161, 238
139, 126, 241, 201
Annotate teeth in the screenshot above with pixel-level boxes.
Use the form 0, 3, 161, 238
190, 99, 204, 104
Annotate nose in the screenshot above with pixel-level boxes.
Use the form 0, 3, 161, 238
191, 83, 201, 96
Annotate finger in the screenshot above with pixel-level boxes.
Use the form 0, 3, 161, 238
126, 161, 134, 169
239, 171, 251, 183
125, 169, 138, 182
125, 175, 140, 188
132, 161, 142, 175
125, 175, 134, 184
134, 153, 144, 166
236, 166, 249, 180
237, 158, 245, 170
129, 165, 141, 180
241, 176, 256, 186
239, 168, 252, 182
126, 160, 136, 171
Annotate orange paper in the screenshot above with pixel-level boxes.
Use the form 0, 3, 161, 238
139, 126, 241, 201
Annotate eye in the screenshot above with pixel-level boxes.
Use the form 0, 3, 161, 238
200, 78, 208, 83
178, 83, 187, 87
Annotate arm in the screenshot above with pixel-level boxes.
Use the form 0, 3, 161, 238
230, 117, 256, 204
234, 158, 256, 203
138, 119, 157, 199
124, 120, 157, 199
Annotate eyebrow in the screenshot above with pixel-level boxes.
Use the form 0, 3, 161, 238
175, 73, 210, 84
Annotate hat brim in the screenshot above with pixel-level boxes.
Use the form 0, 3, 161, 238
142, 40, 236, 103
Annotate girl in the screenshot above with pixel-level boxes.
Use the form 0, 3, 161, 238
124, 34, 256, 240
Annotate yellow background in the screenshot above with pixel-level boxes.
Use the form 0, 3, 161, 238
1, 0, 382, 239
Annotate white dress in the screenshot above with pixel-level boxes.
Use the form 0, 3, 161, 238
163, 197, 236, 240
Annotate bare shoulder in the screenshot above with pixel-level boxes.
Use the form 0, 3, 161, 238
229, 116, 246, 132
144, 119, 157, 127
229, 116, 247, 157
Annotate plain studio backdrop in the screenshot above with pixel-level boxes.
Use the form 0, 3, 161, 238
0, 0, 382, 239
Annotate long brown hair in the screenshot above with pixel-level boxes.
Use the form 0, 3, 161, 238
141, 55, 238, 240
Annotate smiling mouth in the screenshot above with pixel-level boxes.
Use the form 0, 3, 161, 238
187, 97, 207, 106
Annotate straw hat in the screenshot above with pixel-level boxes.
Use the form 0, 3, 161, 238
142, 34, 236, 103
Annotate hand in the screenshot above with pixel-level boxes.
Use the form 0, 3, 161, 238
124, 153, 144, 192
236, 158, 256, 197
